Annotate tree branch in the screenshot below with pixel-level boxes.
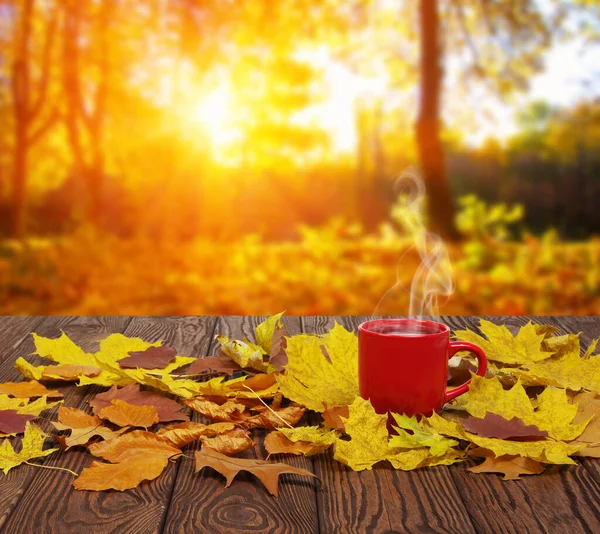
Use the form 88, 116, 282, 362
452, 0, 484, 77
28, 107, 59, 146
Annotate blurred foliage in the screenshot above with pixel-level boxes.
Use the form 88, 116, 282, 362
0, 197, 597, 316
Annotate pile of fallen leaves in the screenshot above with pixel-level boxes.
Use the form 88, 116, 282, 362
1, 314, 600, 495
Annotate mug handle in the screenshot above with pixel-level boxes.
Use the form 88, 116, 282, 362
443, 341, 488, 404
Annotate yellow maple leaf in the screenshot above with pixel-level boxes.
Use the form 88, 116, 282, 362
389, 413, 459, 456
427, 413, 583, 465
0, 395, 60, 416
279, 426, 338, 447
277, 323, 359, 412
454, 320, 552, 365
333, 397, 462, 471
0, 423, 58, 474
511, 343, 600, 394
461, 375, 588, 441
216, 313, 285, 372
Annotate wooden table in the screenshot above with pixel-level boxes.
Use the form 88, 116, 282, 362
1, 315, 600, 534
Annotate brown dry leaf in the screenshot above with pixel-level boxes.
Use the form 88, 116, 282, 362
98, 399, 159, 428
0, 410, 37, 436
569, 392, 600, 457
195, 448, 317, 497
243, 404, 306, 431
156, 421, 235, 448
55, 406, 102, 430
200, 428, 255, 456
184, 396, 247, 422
462, 413, 549, 441
119, 345, 177, 369
89, 429, 180, 462
269, 329, 288, 371
468, 448, 545, 480
186, 356, 242, 375
264, 431, 332, 457
90, 384, 187, 422
0, 380, 62, 399
41, 364, 102, 380
322, 403, 349, 433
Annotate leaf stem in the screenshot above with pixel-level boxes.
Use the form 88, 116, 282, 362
24, 461, 78, 477
242, 384, 294, 429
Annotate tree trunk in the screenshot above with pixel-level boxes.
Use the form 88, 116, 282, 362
416, 0, 460, 240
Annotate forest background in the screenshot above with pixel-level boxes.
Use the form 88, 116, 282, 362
1, 0, 599, 316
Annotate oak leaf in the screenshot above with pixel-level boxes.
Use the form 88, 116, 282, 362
0, 380, 62, 399
468, 448, 545, 480
462, 413, 548, 441
0, 410, 37, 436
462, 375, 588, 441
98, 400, 159, 428
200, 428, 255, 456
156, 422, 235, 448
0, 422, 58, 474
194, 448, 316, 497
277, 323, 359, 412
90, 385, 188, 422
454, 320, 552, 365
119, 345, 177, 369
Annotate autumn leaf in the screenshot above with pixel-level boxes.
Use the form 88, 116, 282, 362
217, 337, 268, 373
427, 412, 583, 464
74, 430, 181, 491
454, 320, 552, 365
270, 426, 338, 457
568, 392, 600, 457
0, 423, 58, 474
534, 325, 559, 340
277, 323, 359, 412
269, 329, 288, 371
0, 395, 60, 416
242, 404, 306, 431
389, 413, 459, 456
462, 413, 548, 441
200, 428, 255, 456
0, 410, 37, 436
98, 400, 159, 428
186, 356, 242, 375
322, 403, 349, 432
468, 448, 545, 480
195, 449, 316, 497
90, 384, 188, 422
0, 380, 62, 399
15, 359, 101, 381
52, 406, 128, 449
256, 312, 285, 355
119, 345, 177, 369
55, 406, 102, 430
461, 375, 588, 441
334, 397, 462, 471
184, 396, 247, 422
156, 422, 235, 448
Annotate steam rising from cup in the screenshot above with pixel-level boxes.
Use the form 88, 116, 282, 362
373, 168, 454, 322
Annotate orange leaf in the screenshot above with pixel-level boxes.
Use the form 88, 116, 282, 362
98, 400, 159, 428
56, 406, 102, 429
468, 448, 545, 480
156, 421, 235, 448
322, 403, 349, 433
0, 380, 62, 398
57, 426, 128, 450
195, 449, 317, 497
200, 428, 255, 456
74, 455, 171, 491
227, 373, 277, 392
243, 404, 306, 430
184, 397, 246, 422
89, 429, 180, 462
41, 364, 102, 380
264, 431, 332, 457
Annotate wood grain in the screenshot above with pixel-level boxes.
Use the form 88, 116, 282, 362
302, 316, 477, 534
0, 316, 131, 531
444, 315, 600, 534
1, 316, 216, 534
0, 316, 45, 366
162, 315, 319, 534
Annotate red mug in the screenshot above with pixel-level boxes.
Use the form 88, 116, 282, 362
358, 318, 487, 416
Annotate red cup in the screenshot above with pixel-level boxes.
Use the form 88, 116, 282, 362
358, 318, 487, 417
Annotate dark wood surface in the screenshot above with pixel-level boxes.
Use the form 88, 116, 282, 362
0, 315, 599, 534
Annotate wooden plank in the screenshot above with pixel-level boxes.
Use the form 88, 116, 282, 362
303, 315, 477, 534
0, 316, 131, 531
443, 315, 600, 534
1, 316, 216, 534
163, 315, 319, 534
0, 316, 45, 366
